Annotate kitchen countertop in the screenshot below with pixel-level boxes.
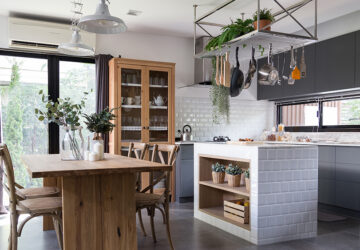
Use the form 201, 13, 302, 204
265, 141, 360, 147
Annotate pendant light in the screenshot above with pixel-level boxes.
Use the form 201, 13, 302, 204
58, 29, 95, 56
58, 0, 95, 56
78, 0, 127, 34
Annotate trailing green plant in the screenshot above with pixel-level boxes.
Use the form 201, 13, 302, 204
83, 107, 117, 135
35, 90, 89, 129
210, 58, 229, 124
244, 169, 250, 178
225, 164, 242, 175
212, 162, 226, 173
253, 8, 274, 22
205, 18, 254, 51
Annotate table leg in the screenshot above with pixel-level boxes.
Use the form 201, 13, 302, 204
62, 173, 137, 250
43, 177, 62, 231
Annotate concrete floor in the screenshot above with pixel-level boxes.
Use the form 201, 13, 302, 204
0, 202, 360, 250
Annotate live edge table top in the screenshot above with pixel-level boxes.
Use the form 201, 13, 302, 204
22, 153, 171, 178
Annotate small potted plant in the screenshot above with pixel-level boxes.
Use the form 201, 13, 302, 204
244, 169, 250, 192
253, 8, 274, 31
83, 107, 117, 160
225, 164, 242, 187
211, 162, 225, 184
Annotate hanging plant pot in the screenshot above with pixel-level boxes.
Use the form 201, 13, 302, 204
253, 19, 272, 31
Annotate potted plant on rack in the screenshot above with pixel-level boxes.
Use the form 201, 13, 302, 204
225, 164, 242, 187
244, 169, 250, 192
211, 162, 226, 184
253, 8, 274, 31
83, 107, 117, 160
35, 90, 89, 160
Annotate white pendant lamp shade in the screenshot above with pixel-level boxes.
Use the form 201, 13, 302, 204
78, 0, 127, 34
58, 30, 95, 56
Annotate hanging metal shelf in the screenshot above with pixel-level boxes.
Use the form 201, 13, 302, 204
194, 0, 318, 60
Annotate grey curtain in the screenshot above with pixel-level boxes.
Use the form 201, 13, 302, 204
95, 54, 113, 153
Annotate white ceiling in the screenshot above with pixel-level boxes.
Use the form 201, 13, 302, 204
1, 0, 360, 38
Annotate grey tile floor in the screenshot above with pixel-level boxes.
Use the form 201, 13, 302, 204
0, 202, 360, 250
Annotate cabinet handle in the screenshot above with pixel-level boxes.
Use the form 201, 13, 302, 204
142, 126, 146, 129
146, 126, 150, 129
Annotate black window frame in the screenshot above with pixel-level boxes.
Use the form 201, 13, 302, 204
0, 49, 95, 154
277, 96, 360, 132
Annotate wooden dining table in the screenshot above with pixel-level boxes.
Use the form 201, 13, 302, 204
22, 153, 172, 250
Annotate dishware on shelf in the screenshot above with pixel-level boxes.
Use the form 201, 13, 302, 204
134, 95, 141, 105
132, 74, 138, 84
126, 97, 134, 105
153, 94, 166, 106
126, 74, 132, 83
159, 77, 166, 86
121, 97, 124, 104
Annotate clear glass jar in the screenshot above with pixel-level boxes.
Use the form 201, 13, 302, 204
61, 126, 84, 161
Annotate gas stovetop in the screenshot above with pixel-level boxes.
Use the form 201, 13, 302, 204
212, 136, 230, 142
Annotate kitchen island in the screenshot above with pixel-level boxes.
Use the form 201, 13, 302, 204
194, 143, 318, 245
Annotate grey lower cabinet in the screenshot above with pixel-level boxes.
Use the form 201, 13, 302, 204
318, 146, 360, 211
175, 144, 194, 203
356, 31, 360, 87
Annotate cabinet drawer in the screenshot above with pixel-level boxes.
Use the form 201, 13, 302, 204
318, 146, 335, 163
336, 147, 360, 164
335, 181, 360, 211
319, 161, 335, 180
318, 179, 335, 205
336, 163, 360, 183
179, 145, 194, 160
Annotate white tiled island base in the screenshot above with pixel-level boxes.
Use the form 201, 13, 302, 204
194, 143, 318, 245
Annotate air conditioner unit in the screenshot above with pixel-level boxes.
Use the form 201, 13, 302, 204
8, 17, 96, 53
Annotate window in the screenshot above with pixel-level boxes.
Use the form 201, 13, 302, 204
277, 97, 360, 132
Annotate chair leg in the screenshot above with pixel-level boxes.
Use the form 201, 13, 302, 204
137, 210, 147, 237
164, 204, 174, 250
10, 214, 18, 250
8, 220, 12, 250
155, 205, 166, 224
52, 213, 63, 250
149, 207, 157, 243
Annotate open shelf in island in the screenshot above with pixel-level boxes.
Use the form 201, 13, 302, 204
198, 154, 251, 231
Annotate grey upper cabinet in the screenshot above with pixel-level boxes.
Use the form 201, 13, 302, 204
282, 44, 316, 97
355, 31, 360, 87
257, 56, 284, 100
315, 32, 355, 92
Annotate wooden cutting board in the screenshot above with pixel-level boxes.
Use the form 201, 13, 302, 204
224, 52, 231, 87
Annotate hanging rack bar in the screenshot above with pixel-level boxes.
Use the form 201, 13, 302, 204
195, 0, 235, 23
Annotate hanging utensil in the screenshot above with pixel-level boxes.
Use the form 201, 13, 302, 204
292, 49, 301, 80
224, 51, 231, 87
300, 46, 306, 78
230, 47, 244, 97
244, 46, 256, 89
215, 55, 220, 85
288, 46, 296, 85
258, 43, 279, 86
220, 55, 224, 85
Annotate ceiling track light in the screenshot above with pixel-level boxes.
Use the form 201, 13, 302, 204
78, 0, 127, 34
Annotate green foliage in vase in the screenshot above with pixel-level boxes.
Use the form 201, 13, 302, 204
35, 90, 90, 129
83, 107, 117, 134
253, 8, 275, 22
225, 164, 242, 175
211, 162, 225, 173
244, 169, 250, 178
205, 18, 254, 51
210, 58, 229, 124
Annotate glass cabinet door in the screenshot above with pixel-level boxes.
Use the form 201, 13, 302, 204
119, 65, 144, 143
147, 67, 171, 142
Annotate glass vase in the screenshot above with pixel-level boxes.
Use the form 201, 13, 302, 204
61, 126, 84, 161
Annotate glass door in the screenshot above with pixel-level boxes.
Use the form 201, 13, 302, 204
118, 65, 145, 154
147, 67, 171, 143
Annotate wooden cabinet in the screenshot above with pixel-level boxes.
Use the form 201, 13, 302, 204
109, 58, 175, 197
109, 58, 175, 154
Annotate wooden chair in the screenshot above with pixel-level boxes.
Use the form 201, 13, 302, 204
127, 142, 149, 237
0, 144, 63, 250
136, 144, 179, 250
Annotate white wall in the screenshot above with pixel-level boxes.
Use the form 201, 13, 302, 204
0, 15, 9, 48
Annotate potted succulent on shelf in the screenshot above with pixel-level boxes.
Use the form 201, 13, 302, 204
253, 8, 274, 31
211, 162, 226, 184
225, 164, 242, 187
244, 169, 250, 192
35, 90, 89, 161
83, 107, 117, 160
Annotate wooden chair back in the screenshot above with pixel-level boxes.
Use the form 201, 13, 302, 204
128, 142, 148, 160
0, 144, 18, 212
141, 144, 179, 196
